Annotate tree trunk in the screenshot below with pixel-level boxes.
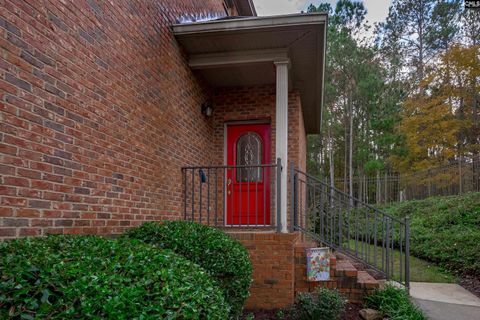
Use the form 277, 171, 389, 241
417, 0, 425, 86
376, 170, 381, 204
348, 92, 354, 205
328, 126, 335, 199
358, 166, 363, 202
472, 40, 479, 190
384, 171, 388, 204
344, 99, 348, 194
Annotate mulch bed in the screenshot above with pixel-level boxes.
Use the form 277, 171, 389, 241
342, 303, 362, 320
460, 275, 480, 299
240, 275, 480, 319
241, 303, 362, 320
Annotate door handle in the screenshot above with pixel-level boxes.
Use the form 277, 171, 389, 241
227, 178, 232, 195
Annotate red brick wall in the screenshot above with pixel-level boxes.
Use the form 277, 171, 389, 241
297, 97, 307, 173
0, 0, 229, 239
229, 232, 300, 310
287, 91, 306, 228
0, 1, 309, 239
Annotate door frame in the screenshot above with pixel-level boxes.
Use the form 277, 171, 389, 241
223, 119, 271, 226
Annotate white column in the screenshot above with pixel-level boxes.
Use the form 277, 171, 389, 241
275, 59, 289, 233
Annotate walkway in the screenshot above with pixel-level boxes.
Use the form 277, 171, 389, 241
410, 282, 480, 320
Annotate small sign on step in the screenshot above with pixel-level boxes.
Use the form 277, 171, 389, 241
306, 247, 331, 281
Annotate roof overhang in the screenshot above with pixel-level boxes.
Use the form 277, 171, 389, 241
173, 13, 328, 134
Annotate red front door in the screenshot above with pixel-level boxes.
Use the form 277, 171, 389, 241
226, 123, 271, 226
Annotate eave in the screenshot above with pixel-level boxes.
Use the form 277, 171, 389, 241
173, 13, 328, 134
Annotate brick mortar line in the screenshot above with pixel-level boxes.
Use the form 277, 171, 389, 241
0, 5, 201, 160
0, 136, 164, 185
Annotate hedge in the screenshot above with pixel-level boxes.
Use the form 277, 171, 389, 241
124, 221, 252, 319
0, 235, 229, 319
381, 192, 480, 276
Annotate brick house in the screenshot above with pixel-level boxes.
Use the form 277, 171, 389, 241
1, 0, 400, 310
1, 0, 326, 236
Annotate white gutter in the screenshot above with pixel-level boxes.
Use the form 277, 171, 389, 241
172, 13, 327, 35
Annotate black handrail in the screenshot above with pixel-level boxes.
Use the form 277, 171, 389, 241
291, 163, 410, 290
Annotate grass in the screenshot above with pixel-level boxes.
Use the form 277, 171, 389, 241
346, 240, 456, 283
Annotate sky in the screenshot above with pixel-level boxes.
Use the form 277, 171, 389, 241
254, 0, 392, 26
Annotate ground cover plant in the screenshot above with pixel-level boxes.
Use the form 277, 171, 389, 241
381, 192, 480, 276
0, 235, 229, 319
124, 221, 252, 318
337, 192, 479, 281
290, 288, 346, 320
365, 285, 425, 320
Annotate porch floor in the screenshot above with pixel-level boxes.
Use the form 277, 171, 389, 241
222, 228, 276, 234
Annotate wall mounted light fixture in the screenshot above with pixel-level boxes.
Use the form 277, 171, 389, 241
201, 101, 214, 117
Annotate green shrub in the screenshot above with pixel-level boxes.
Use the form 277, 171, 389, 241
124, 221, 252, 318
365, 285, 425, 320
0, 235, 229, 319
290, 288, 346, 320
380, 192, 480, 276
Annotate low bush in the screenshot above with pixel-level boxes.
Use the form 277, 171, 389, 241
0, 235, 229, 319
124, 221, 252, 318
381, 192, 480, 276
290, 288, 346, 320
365, 285, 425, 320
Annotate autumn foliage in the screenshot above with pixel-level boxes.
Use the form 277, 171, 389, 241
392, 44, 480, 172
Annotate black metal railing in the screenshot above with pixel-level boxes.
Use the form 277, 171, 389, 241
181, 159, 282, 232
292, 164, 410, 289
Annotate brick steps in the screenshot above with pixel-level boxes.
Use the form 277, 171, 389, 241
357, 271, 380, 289
294, 241, 380, 304
227, 232, 380, 309
335, 259, 358, 277
336, 252, 386, 281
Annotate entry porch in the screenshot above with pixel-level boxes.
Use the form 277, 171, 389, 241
173, 13, 408, 309
173, 13, 327, 233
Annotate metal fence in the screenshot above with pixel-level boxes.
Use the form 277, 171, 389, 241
332, 156, 480, 205
181, 159, 282, 231
292, 165, 410, 289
